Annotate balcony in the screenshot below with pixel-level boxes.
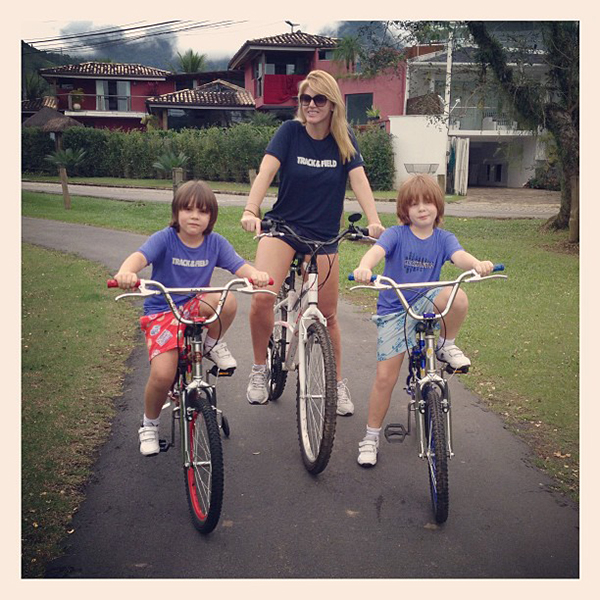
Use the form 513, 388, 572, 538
449, 107, 522, 133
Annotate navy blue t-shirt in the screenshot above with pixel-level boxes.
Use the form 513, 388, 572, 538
265, 120, 364, 240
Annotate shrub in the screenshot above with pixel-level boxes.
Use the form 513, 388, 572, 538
354, 126, 395, 190
22, 128, 56, 174
62, 127, 110, 176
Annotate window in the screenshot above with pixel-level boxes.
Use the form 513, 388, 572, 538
346, 93, 373, 125
318, 49, 334, 60
96, 80, 131, 111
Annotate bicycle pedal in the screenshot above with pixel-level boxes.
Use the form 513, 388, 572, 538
384, 423, 408, 443
159, 439, 172, 452
444, 364, 469, 375
209, 365, 236, 377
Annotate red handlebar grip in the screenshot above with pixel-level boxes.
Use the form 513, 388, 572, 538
249, 277, 275, 286
107, 279, 140, 288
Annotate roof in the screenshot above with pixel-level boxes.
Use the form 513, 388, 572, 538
409, 46, 546, 67
229, 31, 338, 70
22, 106, 83, 131
146, 80, 254, 109
22, 96, 58, 113
39, 62, 172, 80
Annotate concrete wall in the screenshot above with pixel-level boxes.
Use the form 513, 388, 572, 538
389, 115, 448, 188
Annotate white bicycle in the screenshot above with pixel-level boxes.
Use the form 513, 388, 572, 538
258, 213, 370, 474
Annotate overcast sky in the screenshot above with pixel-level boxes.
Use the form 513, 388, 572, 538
20, 19, 342, 60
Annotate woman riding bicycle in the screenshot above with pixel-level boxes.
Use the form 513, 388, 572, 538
240, 69, 385, 411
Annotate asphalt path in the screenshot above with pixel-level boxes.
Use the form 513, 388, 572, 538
22, 217, 578, 579
22, 181, 559, 219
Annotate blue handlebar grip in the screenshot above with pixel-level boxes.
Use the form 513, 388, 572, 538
348, 273, 377, 282
492, 264, 505, 272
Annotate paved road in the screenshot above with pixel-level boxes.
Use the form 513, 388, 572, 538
22, 181, 560, 219
22, 217, 578, 579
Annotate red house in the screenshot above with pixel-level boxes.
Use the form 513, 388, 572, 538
228, 31, 408, 130
38, 62, 174, 130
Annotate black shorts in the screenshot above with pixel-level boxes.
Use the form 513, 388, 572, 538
273, 222, 339, 256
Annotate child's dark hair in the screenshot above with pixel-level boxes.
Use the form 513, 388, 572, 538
396, 174, 445, 227
170, 180, 218, 234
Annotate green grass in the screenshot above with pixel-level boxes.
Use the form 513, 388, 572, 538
22, 244, 139, 577
21, 189, 579, 573
22, 174, 460, 202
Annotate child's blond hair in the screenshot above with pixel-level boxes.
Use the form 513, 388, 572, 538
397, 174, 445, 227
170, 180, 218, 234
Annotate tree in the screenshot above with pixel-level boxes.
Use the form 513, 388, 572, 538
361, 20, 579, 237
171, 49, 208, 73
23, 73, 49, 101
466, 21, 579, 236
333, 36, 364, 73
44, 148, 86, 210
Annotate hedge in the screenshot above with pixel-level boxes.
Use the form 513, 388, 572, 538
21, 122, 395, 190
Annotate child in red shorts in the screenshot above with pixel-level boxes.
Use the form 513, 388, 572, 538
114, 180, 269, 456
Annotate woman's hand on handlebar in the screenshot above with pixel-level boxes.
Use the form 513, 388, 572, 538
113, 271, 139, 289
367, 222, 385, 239
240, 211, 262, 234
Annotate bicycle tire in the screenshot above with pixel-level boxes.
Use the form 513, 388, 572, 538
423, 384, 449, 523
267, 285, 288, 401
296, 321, 337, 474
183, 390, 224, 534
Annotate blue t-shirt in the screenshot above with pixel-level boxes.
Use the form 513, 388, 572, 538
375, 225, 464, 316
265, 119, 364, 240
138, 227, 246, 315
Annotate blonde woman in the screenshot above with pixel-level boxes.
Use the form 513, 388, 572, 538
240, 70, 385, 411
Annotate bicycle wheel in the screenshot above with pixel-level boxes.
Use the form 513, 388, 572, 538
267, 285, 288, 401
423, 384, 449, 523
296, 321, 337, 474
183, 390, 224, 534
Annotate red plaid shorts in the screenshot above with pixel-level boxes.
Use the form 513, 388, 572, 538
140, 294, 206, 361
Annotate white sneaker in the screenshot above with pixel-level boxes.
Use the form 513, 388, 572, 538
205, 341, 237, 370
357, 437, 379, 467
336, 379, 354, 416
247, 366, 269, 405
436, 344, 471, 371
138, 425, 159, 456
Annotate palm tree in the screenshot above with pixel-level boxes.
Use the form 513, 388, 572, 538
172, 49, 208, 73
44, 148, 86, 210
23, 73, 48, 101
333, 36, 364, 73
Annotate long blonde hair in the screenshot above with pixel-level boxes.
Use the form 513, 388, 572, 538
296, 70, 356, 164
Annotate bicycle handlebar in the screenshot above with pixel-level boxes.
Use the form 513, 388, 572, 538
107, 277, 276, 326
348, 265, 507, 322
257, 213, 375, 249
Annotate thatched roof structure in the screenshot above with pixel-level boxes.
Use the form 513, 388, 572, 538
22, 106, 83, 132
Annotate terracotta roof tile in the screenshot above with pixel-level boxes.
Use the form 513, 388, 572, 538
147, 80, 254, 108
22, 96, 58, 112
229, 31, 338, 69
39, 62, 172, 78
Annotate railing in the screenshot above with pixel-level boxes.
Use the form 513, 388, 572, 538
65, 92, 132, 112
449, 106, 519, 131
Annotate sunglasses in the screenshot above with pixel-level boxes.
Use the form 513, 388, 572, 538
299, 93, 329, 108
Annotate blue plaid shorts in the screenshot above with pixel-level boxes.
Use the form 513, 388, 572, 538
372, 288, 442, 361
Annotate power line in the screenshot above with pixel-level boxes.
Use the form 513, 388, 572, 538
23, 20, 245, 55
24, 21, 151, 44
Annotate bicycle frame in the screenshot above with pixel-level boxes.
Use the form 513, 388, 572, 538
261, 215, 370, 397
